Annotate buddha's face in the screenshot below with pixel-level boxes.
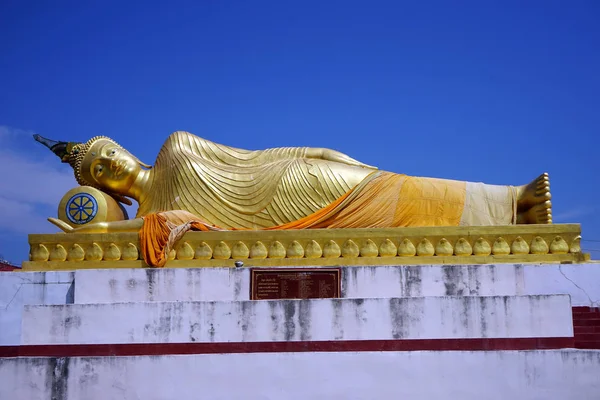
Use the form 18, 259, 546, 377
81, 140, 141, 195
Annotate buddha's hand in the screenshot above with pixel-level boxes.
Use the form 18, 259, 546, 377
47, 218, 110, 233
314, 148, 378, 169
48, 217, 141, 233
48, 218, 73, 232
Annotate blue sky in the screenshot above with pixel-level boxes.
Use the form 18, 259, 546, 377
0, 1, 598, 264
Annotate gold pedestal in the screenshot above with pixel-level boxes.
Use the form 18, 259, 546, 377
23, 224, 589, 271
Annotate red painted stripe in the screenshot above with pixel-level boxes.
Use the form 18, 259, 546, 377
574, 319, 600, 327
575, 333, 600, 341
0, 337, 574, 358
574, 326, 600, 334
574, 341, 600, 349
572, 306, 600, 313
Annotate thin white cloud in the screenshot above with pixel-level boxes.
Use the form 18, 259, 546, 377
0, 151, 75, 206
553, 207, 595, 223
0, 126, 76, 234
0, 197, 58, 234
0, 125, 31, 139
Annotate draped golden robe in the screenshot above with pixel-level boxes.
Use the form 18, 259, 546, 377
136, 131, 376, 228
135, 132, 517, 266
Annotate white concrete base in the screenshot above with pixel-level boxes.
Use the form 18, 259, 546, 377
0, 271, 73, 345
2, 350, 599, 400
3, 263, 599, 345
75, 267, 248, 304
73, 263, 600, 306
21, 295, 572, 345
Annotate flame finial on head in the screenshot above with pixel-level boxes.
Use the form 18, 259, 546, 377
33, 134, 134, 206
33, 134, 121, 185
33, 134, 80, 163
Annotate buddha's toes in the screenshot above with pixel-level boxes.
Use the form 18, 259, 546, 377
517, 200, 553, 224
517, 172, 551, 211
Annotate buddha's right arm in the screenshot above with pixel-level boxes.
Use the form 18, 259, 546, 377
304, 147, 377, 169
48, 218, 143, 233
258, 146, 376, 169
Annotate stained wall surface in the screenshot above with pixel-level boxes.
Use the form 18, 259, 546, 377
73, 263, 600, 305
22, 295, 572, 345
3, 263, 600, 345
0, 271, 74, 345
2, 350, 600, 400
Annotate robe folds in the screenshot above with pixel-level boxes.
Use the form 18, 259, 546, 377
137, 132, 516, 267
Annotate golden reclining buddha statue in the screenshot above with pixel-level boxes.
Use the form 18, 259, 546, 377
35, 131, 552, 266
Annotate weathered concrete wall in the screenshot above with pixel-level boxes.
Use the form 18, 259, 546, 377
3, 263, 599, 345
0, 271, 74, 345
346, 263, 600, 307
524, 264, 600, 307
2, 350, 600, 400
74, 263, 600, 306
75, 267, 248, 304
22, 295, 572, 345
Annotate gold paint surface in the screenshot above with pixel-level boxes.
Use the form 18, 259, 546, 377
473, 238, 491, 256
342, 240, 359, 258
42, 132, 556, 236
550, 236, 569, 254
58, 186, 127, 228
360, 239, 378, 257
379, 239, 397, 257
454, 238, 473, 256
23, 224, 590, 270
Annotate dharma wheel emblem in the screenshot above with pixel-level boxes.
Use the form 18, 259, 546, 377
65, 193, 98, 224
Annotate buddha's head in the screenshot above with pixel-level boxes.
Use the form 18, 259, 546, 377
34, 134, 150, 197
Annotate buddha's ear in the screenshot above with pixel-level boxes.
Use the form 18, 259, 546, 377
139, 160, 152, 169
134, 155, 151, 169
110, 194, 133, 206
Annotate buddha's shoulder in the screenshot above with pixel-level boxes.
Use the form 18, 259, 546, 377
161, 131, 216, 146
166, 130, 200, 141
163, 131, 247, 153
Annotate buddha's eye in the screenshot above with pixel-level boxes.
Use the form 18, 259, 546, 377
109, 149, 117, 156
95, 165, 104, 176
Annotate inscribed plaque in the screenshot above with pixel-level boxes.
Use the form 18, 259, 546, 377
250, 268, 341, 300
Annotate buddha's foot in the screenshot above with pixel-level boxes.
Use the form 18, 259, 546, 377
517, 200, 553, 224
516, 172, 551, 211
